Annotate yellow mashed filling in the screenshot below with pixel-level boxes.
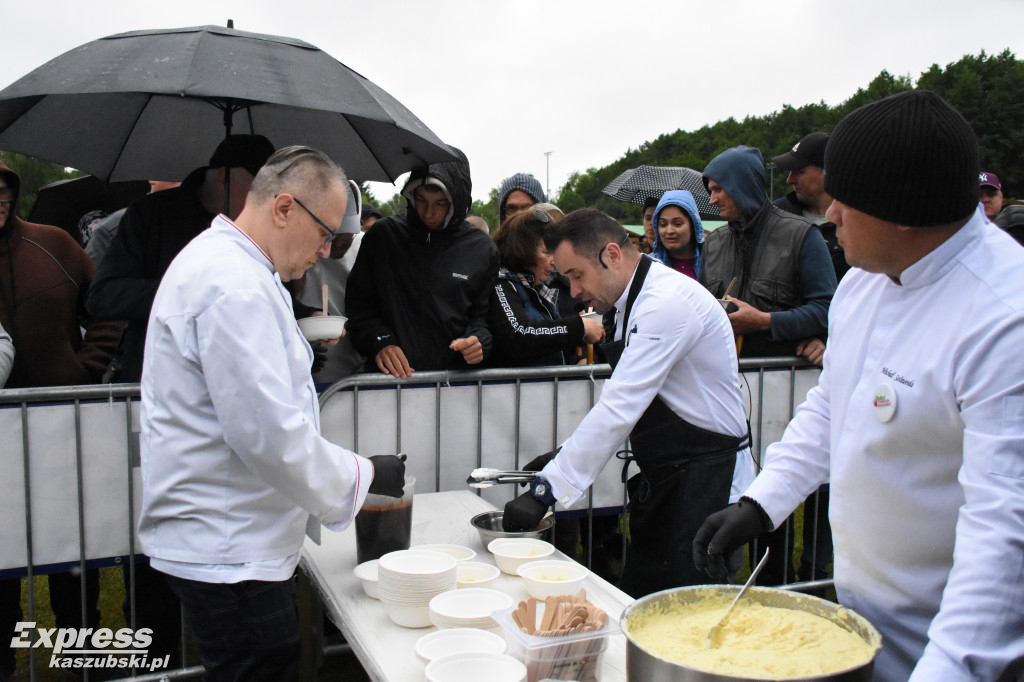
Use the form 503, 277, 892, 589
624, 595, 876, 679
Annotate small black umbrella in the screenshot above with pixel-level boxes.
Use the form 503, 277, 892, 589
27, 175, 150, 242
602, 165, 720, 220
0, 25, 454, 184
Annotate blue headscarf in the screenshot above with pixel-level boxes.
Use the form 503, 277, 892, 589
651, 190, 705, 280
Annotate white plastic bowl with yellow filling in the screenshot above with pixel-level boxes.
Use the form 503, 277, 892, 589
487, 538, 554, 575
516, 559, 588, 600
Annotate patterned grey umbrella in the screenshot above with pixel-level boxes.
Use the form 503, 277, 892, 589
602, 165, 720, 220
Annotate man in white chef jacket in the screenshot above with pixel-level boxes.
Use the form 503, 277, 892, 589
694, 90, 1024, 682
137, 146, 405, 682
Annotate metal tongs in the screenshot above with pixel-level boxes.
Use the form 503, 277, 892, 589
466, 467, 539, 489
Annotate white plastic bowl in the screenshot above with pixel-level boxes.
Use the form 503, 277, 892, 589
383, 602, 433, 628
415, 627, 506, 663
516, 560, 589, 600
425, 651, 527, 682
456, 561, 501, 588
353, 559, 379, 599
297, 315, 346, 341
415, 544, 477, 562
487, 538, 555, 575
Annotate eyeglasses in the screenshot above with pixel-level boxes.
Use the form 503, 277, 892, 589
279, 194, 339, 244
598, 233, 631, 269
0, 199, 12, 207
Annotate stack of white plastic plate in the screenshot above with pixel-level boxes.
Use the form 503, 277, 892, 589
429, 588, 514, 630
378, 549, 458, 628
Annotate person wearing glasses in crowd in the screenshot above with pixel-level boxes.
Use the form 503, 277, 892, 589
345, 149, 498, 378
488, 207, 605, 367
502, 208, 756, 598
138, 147, 405, 682
84, 134, 275, 666
497, 172, 546, 227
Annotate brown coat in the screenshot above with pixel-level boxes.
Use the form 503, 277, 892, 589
0, 214, 122, 388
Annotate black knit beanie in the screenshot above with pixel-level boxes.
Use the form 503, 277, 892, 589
824, 90, 979, 227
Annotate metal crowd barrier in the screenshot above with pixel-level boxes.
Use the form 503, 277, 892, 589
0, 358, 826, 680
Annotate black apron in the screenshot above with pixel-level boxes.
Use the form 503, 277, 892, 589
602, 256, 749, 597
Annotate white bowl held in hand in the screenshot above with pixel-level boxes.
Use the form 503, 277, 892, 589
516, 560, 589, 600
487, 538, 555, 575
297, 315, 346, 341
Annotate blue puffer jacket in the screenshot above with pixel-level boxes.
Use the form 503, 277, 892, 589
650, 190, 705, 281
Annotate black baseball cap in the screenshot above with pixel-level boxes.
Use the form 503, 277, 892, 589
773, 132, 830, 171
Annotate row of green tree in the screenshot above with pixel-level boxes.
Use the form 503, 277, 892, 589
370, 49, 1022, 229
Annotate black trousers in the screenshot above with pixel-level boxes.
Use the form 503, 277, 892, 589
163, 574, 301, 682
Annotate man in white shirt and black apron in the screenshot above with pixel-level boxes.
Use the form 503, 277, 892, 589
503, 208, 756, 597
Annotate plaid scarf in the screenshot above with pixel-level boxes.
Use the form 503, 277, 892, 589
498, 267, 560, 311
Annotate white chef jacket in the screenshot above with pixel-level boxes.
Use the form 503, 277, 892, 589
138, 215, 373, 582
542, 258, 755, 507
745, 207, 1024, 682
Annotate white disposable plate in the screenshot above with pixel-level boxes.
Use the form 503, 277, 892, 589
415, 628, 506, 663
429, 588, 514, 624
425, 652, 526, 682
379, 549, 458, 576
414, 543, 477, 562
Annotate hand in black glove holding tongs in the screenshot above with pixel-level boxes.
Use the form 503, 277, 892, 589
368, 454, 406, 498
692, 496, 773, 582
502, 448, 560, 532
521, 447, 560, 476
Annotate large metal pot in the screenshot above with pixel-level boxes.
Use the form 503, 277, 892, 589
620, 586, 881, 681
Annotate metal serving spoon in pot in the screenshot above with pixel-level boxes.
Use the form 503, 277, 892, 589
707, 547, 769, 649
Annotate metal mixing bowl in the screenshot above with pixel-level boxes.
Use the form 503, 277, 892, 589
470, 511, 553, 546
621, 585, 882, 681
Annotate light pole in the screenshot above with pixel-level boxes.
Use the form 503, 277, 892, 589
544, 151, 552, 199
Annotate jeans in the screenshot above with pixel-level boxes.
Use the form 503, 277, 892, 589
163, 574, 301, 682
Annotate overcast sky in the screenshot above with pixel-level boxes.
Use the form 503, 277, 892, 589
4, 0, 1024, 204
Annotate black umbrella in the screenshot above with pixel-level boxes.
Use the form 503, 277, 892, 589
0, 25, 454, 184
27, 175, 150, 243
602, 165, 721, 220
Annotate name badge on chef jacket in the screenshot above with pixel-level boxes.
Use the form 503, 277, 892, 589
873, 383, 897, 422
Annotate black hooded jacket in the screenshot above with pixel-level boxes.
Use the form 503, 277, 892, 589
345, 150, 499, 372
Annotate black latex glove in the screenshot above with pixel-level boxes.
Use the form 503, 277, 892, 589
518, 448, 560, 488
368, 455, 406, 498
502, 492, 549, 532
693, 497, 772, 582
311, 343, 329, 374
522, 448, 560, 472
